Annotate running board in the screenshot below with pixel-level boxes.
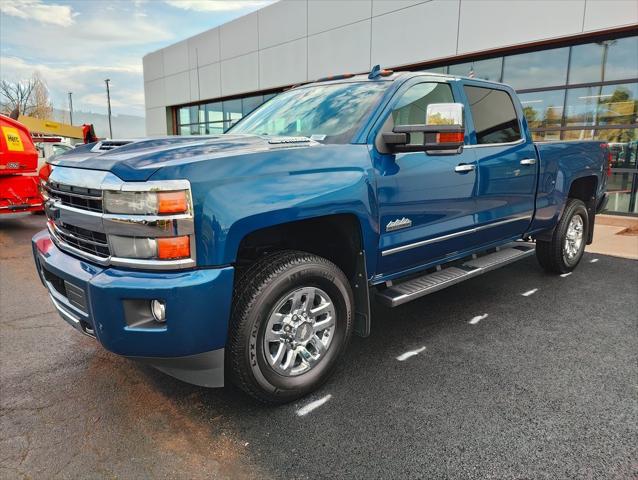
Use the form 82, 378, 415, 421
376, 243, 535, 307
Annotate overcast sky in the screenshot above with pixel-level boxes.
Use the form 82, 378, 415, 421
0, 0, 274, 118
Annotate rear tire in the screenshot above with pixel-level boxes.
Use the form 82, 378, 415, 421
227, 250, 353, 404
536, 198, 588, 274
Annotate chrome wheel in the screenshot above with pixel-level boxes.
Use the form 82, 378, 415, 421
264, 287, 336, 376
564, 214, 584, 261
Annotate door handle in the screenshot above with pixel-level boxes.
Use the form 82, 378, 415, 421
454, 164, 476, 173
520, 158, 537, 166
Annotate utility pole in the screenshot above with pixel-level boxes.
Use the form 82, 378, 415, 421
68, 92, 73, 125
105, 78, 113, 138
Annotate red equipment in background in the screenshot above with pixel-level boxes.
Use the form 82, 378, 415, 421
0, 114, 43, 214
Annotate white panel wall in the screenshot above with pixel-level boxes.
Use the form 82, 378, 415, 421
142, 50, 163, 82
145, 107, 167, 137
144, 78, 165, 109
583, 0, 638, 31
260, 38, 307, 89
189, 69, 198, 103
198, 63, 221, 101
307, 0, 371, 35
372, 0, 428, 17
144, 0, 637, 135
162, 41, 189, 76
164, 71, 190, 106
220, 12, 259, 60
188, 28, 220, 67
259, 0, 307, 48
308, 20, 371, 79
457, 0, 585, 54
220, 52, 259, 96
371, 0, 459, 67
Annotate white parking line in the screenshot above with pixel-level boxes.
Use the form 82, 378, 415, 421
522, 288, 538, 297
296, 394, 332, 417
590, 258, 599, 263
469, 314, 488, 325
396, 346, 426, 361
560, 272, 573, 277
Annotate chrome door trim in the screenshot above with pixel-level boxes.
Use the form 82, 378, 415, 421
381, 215, 531, 256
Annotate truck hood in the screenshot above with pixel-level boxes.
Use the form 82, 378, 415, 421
53, 135, 321, 181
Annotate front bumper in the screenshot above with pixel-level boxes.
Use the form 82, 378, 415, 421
32, 229, 234, 387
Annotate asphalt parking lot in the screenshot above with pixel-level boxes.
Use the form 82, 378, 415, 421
1, 214, 636, 479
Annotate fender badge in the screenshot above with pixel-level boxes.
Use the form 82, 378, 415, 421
386, 217, 412, 232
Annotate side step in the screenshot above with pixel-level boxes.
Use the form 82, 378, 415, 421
376, 243, 535, 307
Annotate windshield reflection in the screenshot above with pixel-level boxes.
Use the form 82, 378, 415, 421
230, 82, 388, 144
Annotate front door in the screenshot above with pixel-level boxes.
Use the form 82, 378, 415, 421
373, 80, 479, 277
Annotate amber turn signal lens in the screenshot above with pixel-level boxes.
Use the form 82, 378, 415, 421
157, 191, 188, 214
437, 132, 464, 143
157, 236, 190, 259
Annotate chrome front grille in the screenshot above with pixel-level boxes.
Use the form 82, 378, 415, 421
47, 181, 103, 213
51, 222, 111, 258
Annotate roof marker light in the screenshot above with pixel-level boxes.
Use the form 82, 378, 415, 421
369, 64, 393, 79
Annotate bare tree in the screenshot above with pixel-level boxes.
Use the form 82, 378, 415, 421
0, 73, 53, 119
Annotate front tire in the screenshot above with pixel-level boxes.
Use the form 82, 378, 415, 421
227, 250, 353, 404
536, 198, 589, 274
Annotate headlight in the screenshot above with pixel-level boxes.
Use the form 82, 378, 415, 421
103, 190, 189, 215
109, 235, 191, 260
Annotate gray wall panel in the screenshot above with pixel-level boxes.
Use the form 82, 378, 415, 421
307, 0, 371, 35
308, 20, 371, 79
371, 0, 459, 67
259, 0, 307, 49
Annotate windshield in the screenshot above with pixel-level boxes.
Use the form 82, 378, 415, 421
229, 82, 388, 143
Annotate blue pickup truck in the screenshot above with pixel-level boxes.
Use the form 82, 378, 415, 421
33, 68, 609, 403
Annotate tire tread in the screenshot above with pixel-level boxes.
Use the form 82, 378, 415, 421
227, 250, 351, 404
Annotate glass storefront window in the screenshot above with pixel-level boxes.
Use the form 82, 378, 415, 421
448, 58, 502, 82
207, 122, 225, 134
205, 102, 223, 124
568, 42, 604, 84
605, 171, 638, 214
599, 132, 637, 168
604, 36, 638, 82
242, 95, 263, 116
597, 83, 638, 126
561, 128, 595, 141
502, 47, 569, 90
223, 99, 243, 128
564, 86, 603, 127
519, 90, 565, 129
178, 107, 189, 125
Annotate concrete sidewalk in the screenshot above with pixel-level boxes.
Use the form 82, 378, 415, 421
587, 215, 638, 260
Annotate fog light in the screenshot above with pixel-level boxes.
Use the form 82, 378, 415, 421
151, 299, 166, 323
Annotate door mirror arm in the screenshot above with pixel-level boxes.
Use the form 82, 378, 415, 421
381, 124, 465, 154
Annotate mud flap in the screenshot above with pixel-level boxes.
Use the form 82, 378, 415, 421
352, 250, 371, 337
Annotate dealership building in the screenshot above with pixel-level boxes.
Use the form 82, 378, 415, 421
143, 0, 638, 215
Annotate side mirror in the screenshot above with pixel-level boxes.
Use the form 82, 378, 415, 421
382, 102, 465, 154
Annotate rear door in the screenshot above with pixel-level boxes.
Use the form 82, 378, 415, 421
462, 84, 537, 244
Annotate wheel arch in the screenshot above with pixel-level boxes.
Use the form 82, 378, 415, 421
535, 174, 599, 244
235, 213, 372, 337
568, 175, 598, 244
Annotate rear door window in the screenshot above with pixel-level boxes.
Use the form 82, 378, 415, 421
464, 85, 521, 144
